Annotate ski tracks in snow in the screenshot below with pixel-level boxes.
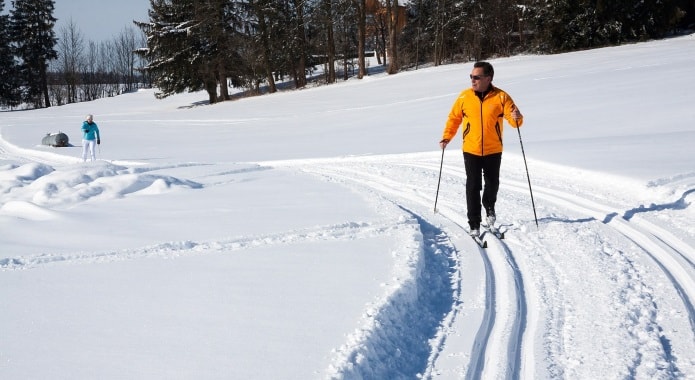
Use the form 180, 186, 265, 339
0, 219, 407, 270
274, 155, 529, 379
3, 144, 695, 379
271, 151, 695, 379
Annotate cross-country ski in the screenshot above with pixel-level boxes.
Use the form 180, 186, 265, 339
483, 223, 505, 239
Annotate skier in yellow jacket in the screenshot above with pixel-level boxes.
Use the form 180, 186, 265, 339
439, 61, 523, 237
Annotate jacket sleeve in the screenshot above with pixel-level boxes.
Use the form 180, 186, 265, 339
442, 94, 465, 141
502, 93, 523, 128
95, 125, 100, 139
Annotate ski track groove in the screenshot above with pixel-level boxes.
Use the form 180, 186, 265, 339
504, 177, 695, 333
427, 161, 695, 327
290, 162, 525, 380
485, 235, 528, 380
281, 155, 694, 379
418, 159, 695, 377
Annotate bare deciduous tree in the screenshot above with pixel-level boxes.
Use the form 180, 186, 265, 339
56, 18, 84, 104
113, 26, 139, 93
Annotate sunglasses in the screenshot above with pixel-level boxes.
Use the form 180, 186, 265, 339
470, 74, 488, 80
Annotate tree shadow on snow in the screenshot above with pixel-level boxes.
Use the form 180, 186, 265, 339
622, 188, 694, 221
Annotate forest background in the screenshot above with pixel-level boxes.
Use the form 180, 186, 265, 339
1, 0, 695, 109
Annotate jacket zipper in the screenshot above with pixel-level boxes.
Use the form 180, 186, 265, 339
479, 97, 484, 156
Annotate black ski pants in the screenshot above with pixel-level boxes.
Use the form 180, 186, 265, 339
463, 152, 502, 229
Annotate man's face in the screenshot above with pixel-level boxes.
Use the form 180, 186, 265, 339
470, 67, 492, 92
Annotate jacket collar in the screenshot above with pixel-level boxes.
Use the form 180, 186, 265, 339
474, 85, 495, 101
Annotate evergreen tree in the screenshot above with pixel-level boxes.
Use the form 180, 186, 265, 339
136, 0, 202, 100
0, 0, 21, 107
191, 0, 250, 101
249, 0, 280, 92
10, 0, 57, 108
528, 0, 686, 52
137, 0, 248, 103
316, 0, 337, 83
291, 0, 309, 87
250, 0, 308, 88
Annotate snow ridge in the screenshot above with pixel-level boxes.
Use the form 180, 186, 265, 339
0, 219, 404, 270
327, 210, 461, 379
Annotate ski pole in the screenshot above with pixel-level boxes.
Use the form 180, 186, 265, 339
434, 146, 445, 213
515, 121, 539, 228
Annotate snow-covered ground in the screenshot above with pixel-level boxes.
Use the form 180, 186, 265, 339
1, 34, 694, 379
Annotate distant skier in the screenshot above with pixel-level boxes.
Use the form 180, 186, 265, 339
81, 114, 101, 162
439, 61, 523, 238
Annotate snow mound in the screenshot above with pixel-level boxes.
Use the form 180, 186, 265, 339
0, 200, 60, 221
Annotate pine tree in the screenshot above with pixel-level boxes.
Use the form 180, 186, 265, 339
0, 0, 21, 107
291, 0, 309, 87
136, 0, 248, 103
10, 0, 58, 108
192, 0, 248, 101
135, 0, 202, 100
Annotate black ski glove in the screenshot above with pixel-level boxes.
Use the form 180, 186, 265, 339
97, 139, 101, 145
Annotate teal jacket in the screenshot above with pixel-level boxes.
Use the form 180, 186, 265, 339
82, 121, 100, 141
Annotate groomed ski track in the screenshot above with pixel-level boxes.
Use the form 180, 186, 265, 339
2, 139, 694, 378
269, 150, 695, 379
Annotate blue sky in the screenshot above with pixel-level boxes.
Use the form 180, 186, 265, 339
53, 0, 150, 42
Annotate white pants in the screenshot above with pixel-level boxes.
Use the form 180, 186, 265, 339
82, 139, 96, 161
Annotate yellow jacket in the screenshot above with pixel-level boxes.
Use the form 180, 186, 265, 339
442, 86, 522, 156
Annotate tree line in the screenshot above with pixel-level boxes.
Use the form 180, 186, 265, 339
0, 0, 148, 109
2, 0, 694, 109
